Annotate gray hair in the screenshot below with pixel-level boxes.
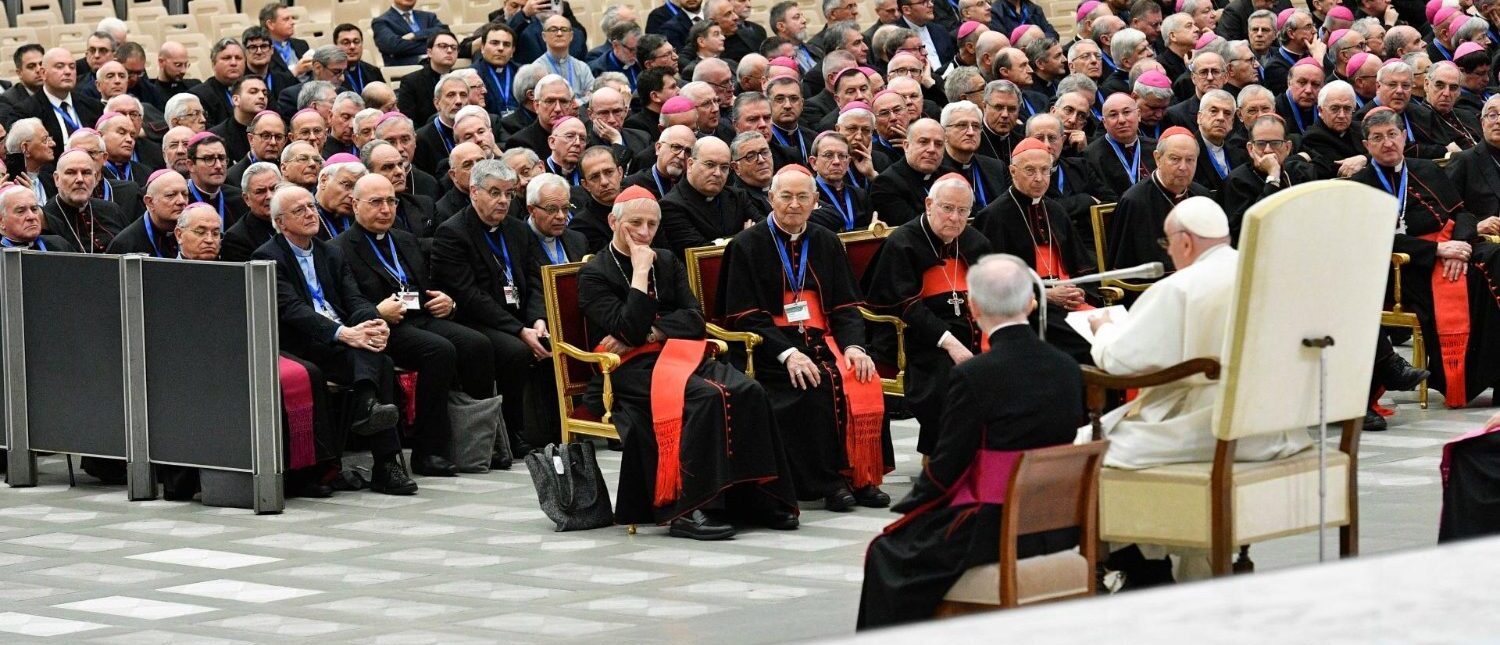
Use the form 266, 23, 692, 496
88, 30, 118, 49
104, 93, 142, 114
1401, 50, 1429, 70
939, 100, 982, 126
332, 90, 364, 111
317, 158, 366, 184
471, 158, 518, 190
943, 67, 985, 103
729, 131, 767, 160
435, 70, 468, 97
500, 146, 540, 166
1248, 8, 1275, 25
5, 118, 43, 154
595, 71, 631, 98
929, 174, 973, 204
373, 112, 413, 137
97, 17, 128, 40
1134, 76, 1173, 101
1025, 111, 1064, 134
1318, 79, 1356, 106
1362, 105, 1403, 138
1110, 28, 1147, 63
279, 140, 315, 164
984, 79, 1021, 102
534, 73, 572, 98
1180, 0, 1208, 13
240, 161, 282, 193
969, 254, 1036, 319
736, 53, 769, 81
837, 106, 874, 126
1349, 17, 1383, 38
731, 91, 769, 123
358, 138, 396, 166
454, 104, 491, 129
1236, 84, 1274, 107
600, 4, 635, 32
310, 44, 348, 68
692, 57, 731, 81
297, 81, 337, 109
1278, 9, 1308, 43
526, 172, 570, 205
1056, 73, 1098, 96
1200, 88, 1235, 110
176, 202, 218, 230
514, 62, 549, 106
1067, 38, 1101, 61
353, 107, 382, 130
1376, 60, 1413, 84
1385, 26, 1419, 55
269, 183, 314, 230
164, 93, 203, 122
1160, 12, 1193, 39
1455, 16, 1490, 44
67, 129, 105, 150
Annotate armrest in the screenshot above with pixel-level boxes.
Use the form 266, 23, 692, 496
706, 322, 761, 378
1082, 358, 1222, 441
1099, 286, 1124, 305
554, 341, 622, 424
859, 306, 908, 373
1388, 253, 1408, 313
1103, 278, 1153, 293
705, 339, 729, 354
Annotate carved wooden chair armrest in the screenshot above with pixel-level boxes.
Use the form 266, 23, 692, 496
1387, 252, 1408, 314
1081, 358, 1222, 440
706, 323, 761, 377
554, 341, 621, 423
858, 307, 907, 375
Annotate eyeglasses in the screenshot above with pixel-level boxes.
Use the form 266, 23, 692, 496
1157, 229, 1187, 249
532, 203, 575, 215
184, 226, 222, 238
1484, 111, 1500, 122
734, 148, 771, 162
295, 127, 328, 138
289, 154, 323, 165
253, 131, 286, 142
360, 197, 399, 208
944, 121, 982, 132
815, 151, 849, 162
432, 42, 458, 51
1250, 138, 1288, 149
649, 48, 678, 60
544, 26, 574, 34
194, 154, 228, 165
931, 202, 969, 216
246, 42, 272, 52
1381, 81, 1414, 91
1366, 132, 1404, 145
661, 142, 691, 156
1192, 68, 1224, 78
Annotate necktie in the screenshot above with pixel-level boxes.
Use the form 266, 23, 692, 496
403, 11, 419, 31
58, 101, 78, 133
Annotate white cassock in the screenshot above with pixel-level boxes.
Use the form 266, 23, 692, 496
1081, 244, 1312, 469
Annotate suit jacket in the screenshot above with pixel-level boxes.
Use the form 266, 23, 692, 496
253, 235, 380, 353
1446, 142, 1500, 220
395, 63, 442, 127
525, 225, 589, 267
1193, 135, 1251, 196
267, 38, 311, 78
645, 1, 696, 49
0, 83, 35, 128
1220, 158, 1314, 242
937, 153, 1011, 212
506, 120, 551, 161
6, 234, 74, 252
29, 89, 104, 158
373, 7, 449, 66
658, 181, 761, 255
1296, 118, 1362, 179
1354, 101, 1452, 160
208, 116, 252, 165
1161, 97, 1202, 133
106, 214, 177, 257
413, 118, 455, 176
41, 197, 130, 253
333, 224, 438, 309
430, 206, 545, 335
188, 78, 237, 130
345, 60, 386, 93
222, 213, 278, 262
473, 58, 522, 116
1083, 135, 1158, 199
869, 158, 937, 227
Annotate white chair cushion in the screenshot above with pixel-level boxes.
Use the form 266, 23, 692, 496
943, 550, 1090, 606
1099, 447, 1350, 548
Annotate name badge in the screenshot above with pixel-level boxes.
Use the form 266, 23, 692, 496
397, 291, 420, 311
504, 285, 521, 306
784, 300, 810, 323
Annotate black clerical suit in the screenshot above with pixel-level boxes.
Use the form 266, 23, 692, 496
1108, 174, 1210, 271
658, 180, 761, 256
1296, 117, 1363, 179
579, 245, 797, 525
1430, 105, 1481, 150
868, 159, 938, 227
1193, 134, 1251, 197
721, 219, 895, 500
568, 188, 615, 254
335, 224, 495, 462
1048, 155, 1109, 248
222, 212, 278, 262
1445, 142, 1500, 219
938, 153, 1009, 212
187, 78, 236, 131
28, 89, 103, 158
430, 206, 549, 445
186, 181, 247, 229
864, 216, 992, 454
3, 234, 74, 252
106, 213, 179, 258
857, 324, 1083, 630
395, 63, 442, 128
809, 177, 872, 233
977, 126, 1024, 161
42, 196, 128, 254
1083, 135, 1158, 201
252, 235, 403, 457
623, 165, 677, 200
1220, 157, 1315, 242
1354, 101, 1454, 159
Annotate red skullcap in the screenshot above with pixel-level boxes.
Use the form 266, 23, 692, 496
1011, 137, 1050, 160
775, 164, 813, 177
614, 185, 657, 204
1160, 126, 1195, 142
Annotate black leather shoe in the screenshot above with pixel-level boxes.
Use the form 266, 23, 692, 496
1380, 354, 1429, 392
410, 452, 458, 477
351, 397, 400, 437
369, 455, 418, 495
762, 509, 799, 530
509, 434, 537, 456
668, 510, 736, 540
853, 486, 891, 508
1363, 410, 1388, 432
290, 481, 334, 498
489, 453, 513, 471
825, 487, 857, 512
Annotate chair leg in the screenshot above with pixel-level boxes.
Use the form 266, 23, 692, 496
1411, 326, 1427, 410
1232, 545, 1254, 574
627, 524, 636, 534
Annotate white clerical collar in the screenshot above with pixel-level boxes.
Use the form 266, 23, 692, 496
771, 217, 806, 241
528, 218, 557, 241
289, 239, 315, 255
374, 232, 387, 240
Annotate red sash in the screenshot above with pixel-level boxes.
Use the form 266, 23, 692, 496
595, 338, 705, 507
278, 356, 317, 470
773, 292, 887, 487
1033, 244, 1070, 281
919, 258, 988, 352
1421, 221, 1471, 408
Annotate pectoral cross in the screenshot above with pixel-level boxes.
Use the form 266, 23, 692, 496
949, 292, 965, 317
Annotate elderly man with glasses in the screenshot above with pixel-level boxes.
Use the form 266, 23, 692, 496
1353, 59, 1457, 159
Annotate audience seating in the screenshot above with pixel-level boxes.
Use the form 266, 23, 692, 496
1381, 253, 1428, 409
839, 224, 907, 396
1088, 202, 1153, 303
542, 261, 624, 445
936, 440, 1109, 612
684, 243, 764, 378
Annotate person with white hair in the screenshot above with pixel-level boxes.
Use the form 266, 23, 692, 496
5, 118, 55, 205
723, 165, 891, 511
222, 162, 283, 261
165, 93, 207, 133
1353, 59, 1457, 159
1, 183, 73, 251
313, 153, 367, 238
858, 248, 1082, 629
657, 135, 760, 254
576, 182, 798, 539
174, 202, 223, 260
936, 100, 1006, 209
505, 73, 581, 161
1299, 79, 1366, 179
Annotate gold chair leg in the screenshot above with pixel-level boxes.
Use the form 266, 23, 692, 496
627, 524, 636, 534
1411, 326, 1428, 410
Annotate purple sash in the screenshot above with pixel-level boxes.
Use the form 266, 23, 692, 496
947, 449, 1024, 507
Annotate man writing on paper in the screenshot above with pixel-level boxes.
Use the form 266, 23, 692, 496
1086, 197, 1312, 583
578, 185, 798, 540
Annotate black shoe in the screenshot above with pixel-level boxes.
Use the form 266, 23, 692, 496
410, 452, 458, 477
852, 486, 890, 508
1363, 410, 1389, 432
606, 439, 623, 452
668, 510, 737, 540
825, 487, 857, 512
369, 454, 418, 495
289, 481, 334, 498
1380, 354, 1429, 392
489, 452, 513, 471
351, 396, 399, 437
761, 509, 799, 530
509, 434, 537, 457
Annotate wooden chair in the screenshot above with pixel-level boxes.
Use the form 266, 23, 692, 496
936, 441, 1109, 613
1382, 253, 1428, 409
839, 224, 907, 396
1084, 181, 1394, 576
684, 243, 763, 377
1088, 202, 1152, 303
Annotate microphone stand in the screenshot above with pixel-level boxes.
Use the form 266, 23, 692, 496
1031, 262, 1167, 341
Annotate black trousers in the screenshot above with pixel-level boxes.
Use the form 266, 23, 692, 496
386, 315, 494, 456
469, 323, 545, 443
293, 341, 402, 456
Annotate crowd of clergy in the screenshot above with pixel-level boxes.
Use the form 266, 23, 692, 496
5, 0, 1500, 630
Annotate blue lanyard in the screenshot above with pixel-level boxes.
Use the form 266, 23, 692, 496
546, 158, 580, 185
607, 51, 638, 89
1278, 47, 1297, 66
534, 230, 566, 264
1020, 94, 1036, 117
434, 118, 455, 152
365, 233, 409, 287
1106, 136, 1140, 181
319, 206, 346, 236
305, 263, 332, 313
264, 72, 273, 94
1004, 1, 1030, 22
968, 164, 989, 207
143, 219, 166, 257
1434, 40, 1452, 61
772, 126, 807, 159
650, 166, 669, 196
1205, 145, 1228, 179
99, 179, 112, 202
1, 237, 45, 250
486, 63, 514, 112
1374, 163, 1409, 219
1054, 165, 1066, 193
52, 103, 78, 132
348, 64, 364, 92
664, 1, 683, 18
107, 161, 131, 182
482, 229, 515, 284
1100, 51, 1118, 74
188, 182, 227, 224
1285, 91, 1318, 133
1369, 98, 1414, 141
816, 177, 856, 231
769, 219, 810, 295
545, 55, 576, 92
845, 168, 866, 190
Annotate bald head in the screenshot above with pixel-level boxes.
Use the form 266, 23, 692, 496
42, 48, 76, 94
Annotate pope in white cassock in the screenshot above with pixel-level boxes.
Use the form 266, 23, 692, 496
1084, 197, 1312, 470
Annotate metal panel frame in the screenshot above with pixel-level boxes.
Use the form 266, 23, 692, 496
2, 248, 33, 485
245, 260, 284, 514
120, 255, 155, 500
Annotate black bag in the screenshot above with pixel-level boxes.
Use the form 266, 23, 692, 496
447, 391, 506, 473
525, 442, 614, 531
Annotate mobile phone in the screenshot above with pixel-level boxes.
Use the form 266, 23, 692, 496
4, 152, 23, 180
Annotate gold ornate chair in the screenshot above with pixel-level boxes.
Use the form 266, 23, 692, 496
684, 243, 763, 377
935, 441, 1109, 614
1088, 202, 1151, 303
839, 223, 907, 396
1381, 253, 1428, 409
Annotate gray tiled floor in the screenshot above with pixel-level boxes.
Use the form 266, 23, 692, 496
0, 378, 1479, 643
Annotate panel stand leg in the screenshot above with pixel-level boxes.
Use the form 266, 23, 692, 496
2, 248, 32, 487
120, 255, 155, 501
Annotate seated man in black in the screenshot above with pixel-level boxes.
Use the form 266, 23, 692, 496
222, 162, 284, 262
579, 185, 798, 540
857, 253, 1084, 630
334, 173, 497, 476
252, 183, 417, 496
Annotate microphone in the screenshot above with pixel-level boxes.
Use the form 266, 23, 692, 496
1042, 262, 1165, 287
